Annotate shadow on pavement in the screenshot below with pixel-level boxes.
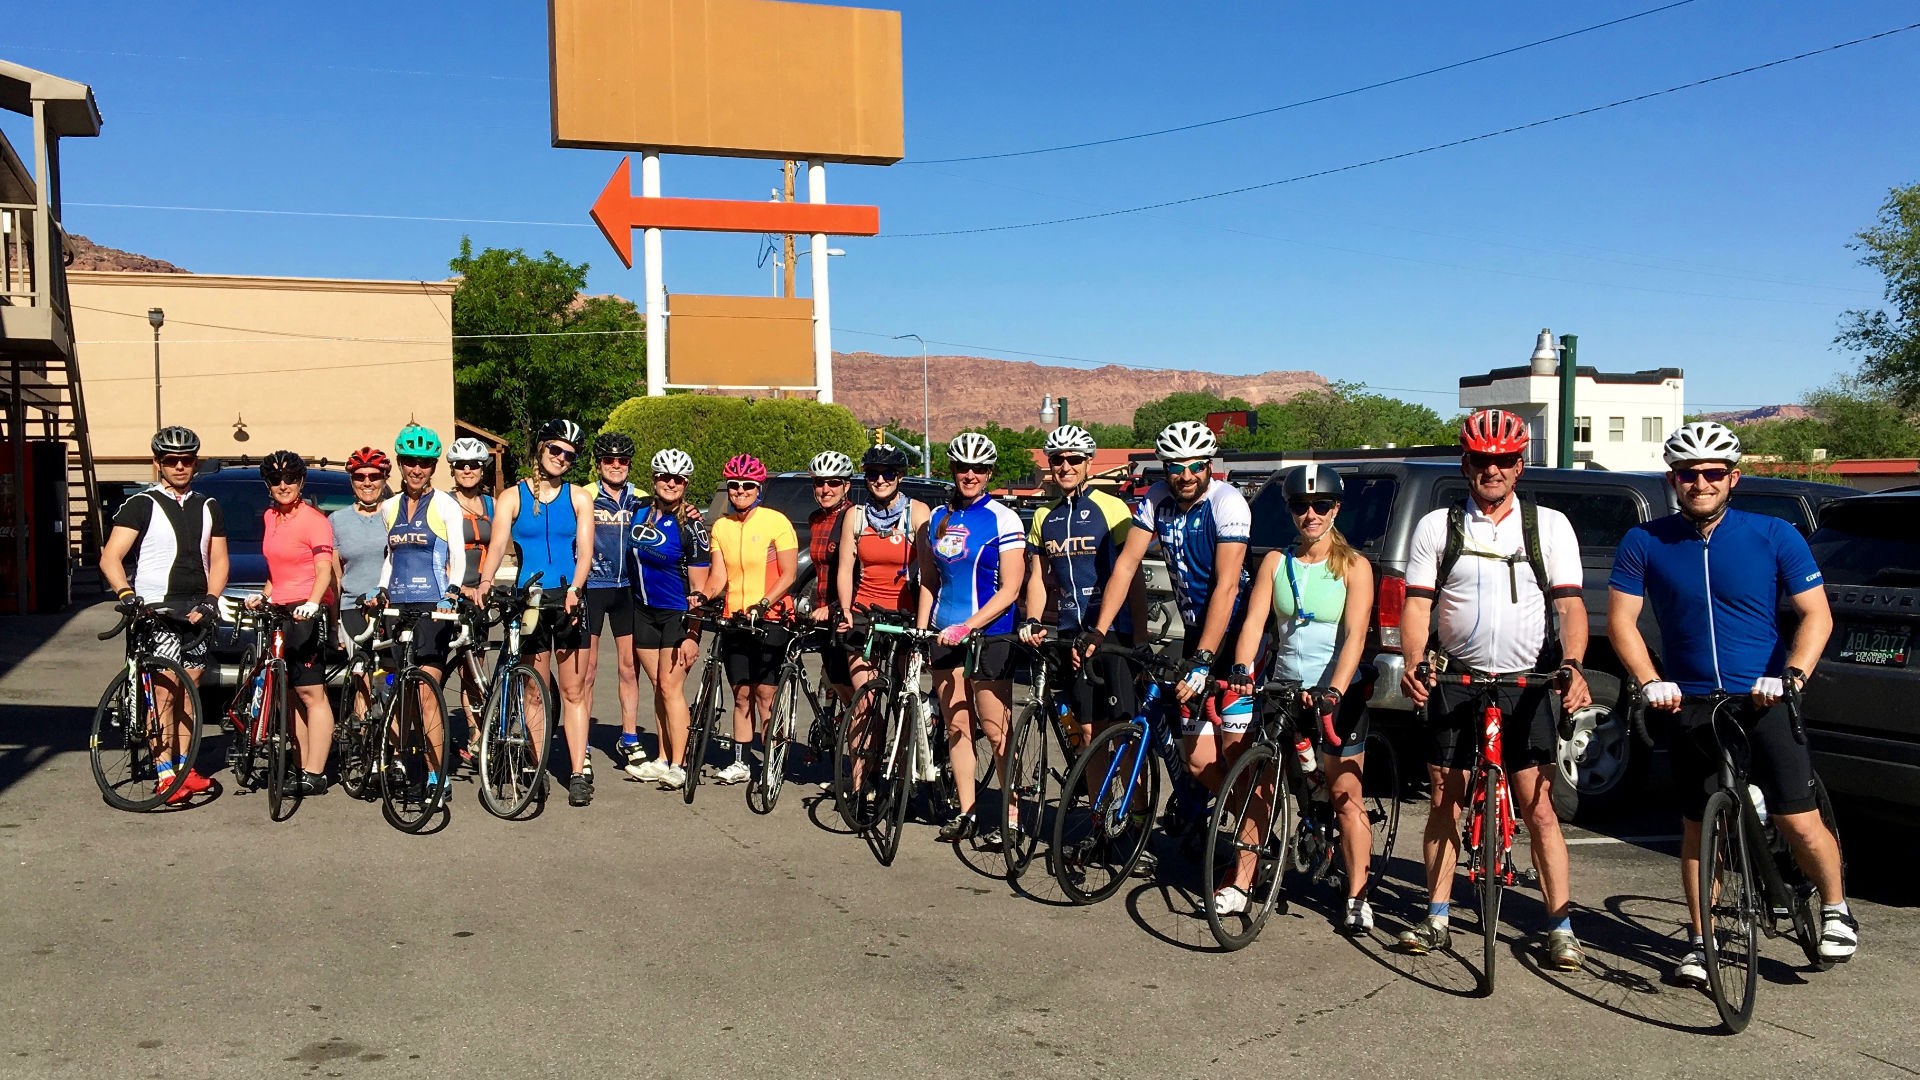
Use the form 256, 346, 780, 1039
0, 703, 91, 799
0, 602, 99, 685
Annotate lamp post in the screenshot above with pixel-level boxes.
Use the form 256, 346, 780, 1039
1528, 328, 1579, 469
771, 245, 845, 297
1039, 394, 1055, 427
148, 307, 165, 431
894, 333, 930, 476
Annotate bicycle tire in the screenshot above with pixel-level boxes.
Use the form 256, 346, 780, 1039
836, 681, 888, 830
1001, 701, 1051, 881
684, 660, 723, 806
876, 722, 913, 867
1203, 743, 1289, 951
89, 657, 203, 812
749, 664, 801, 815
265, 661, 295, 822
1359, 732, 1401, 899
380, 668, 449, 834
477, 662, 553, 820
1476, 768, 1504, 995
334, 673, 375, 800
1052, 722, 1157, 906
1700, 788, 1759, 1033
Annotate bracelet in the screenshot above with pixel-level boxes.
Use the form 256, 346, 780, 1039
1189, 648, 1216, 667
1559, 657, 1582, 671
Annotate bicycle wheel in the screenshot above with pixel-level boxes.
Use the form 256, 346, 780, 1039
89, 657, 204, 811
477, 662, 553, 819
334, 673, 374, 800
1788, 775, 1842, 971
836, 681, 888, 830
875, 725, 913, 868
1700, 788, 1759, 1033
1476, 769, 1505, 995
1001, 701, 1052, 881
265, 661, 295, 822
1052, 722, 1158, 905
749, 664, 800, 815
684, 662, 724, 806
1357, 732, 1401, 898
1203, 743, 1290, 950
380, 668, 449, 834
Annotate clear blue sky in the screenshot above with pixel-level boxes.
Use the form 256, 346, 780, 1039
10, 0, 1920, 413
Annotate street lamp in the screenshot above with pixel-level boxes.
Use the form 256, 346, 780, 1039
767, 244, 845, 297
148, 307, 165, 431
1039, 394, 1055, 427
1528, 328, 1579, 469
894, 333, 931, 477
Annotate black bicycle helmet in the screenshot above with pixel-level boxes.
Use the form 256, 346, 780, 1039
537, 418, 585, 448
1280, 464, 1344, 501
862, 444, 910, 472
259, 449, 307, 482
593, 431, 636, 459
151, 425, 201, 456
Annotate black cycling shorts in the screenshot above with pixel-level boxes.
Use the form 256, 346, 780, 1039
585, 586, 635, 639
392, 603, 459, 668
931, 638, 1013, 681
1071, 649, 1139, 727
819, 636, 852, 687
721, 625, 790, 688
1311, 691, 1371, 760
633, 604, 689, 651
1669, 697, 1819, 821
1426, 674, 1558, 772
524, 602, 586, 655
281, 612, 330, 688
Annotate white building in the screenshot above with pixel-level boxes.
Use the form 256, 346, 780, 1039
1459, 332, 1684, 472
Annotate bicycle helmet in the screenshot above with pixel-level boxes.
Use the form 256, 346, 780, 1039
1043, 424, 1097, 455
258, 449, 306, 483
593, 431, 636, 460
722, 453, 768, 482
1280, 464, 1344, 501
809, 450, 855, 479
1663, 420, 1742, 468
1459, 409, 1530, 455
947, 432, 998, 467
651, 448, 695, 478
446, 437, 490, 465
345, 446, 391, 474
862, 444, 910, 472
1154, 420, 1217, 462
151, 425, 201, 456
393, 424, 442, 459
537, 418, 584, 449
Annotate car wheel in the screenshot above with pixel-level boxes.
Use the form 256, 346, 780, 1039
1551, 669, 1644, 823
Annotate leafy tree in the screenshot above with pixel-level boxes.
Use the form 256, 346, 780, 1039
1132, 391, 1252, 445
600, 394, 867, 501
449, 238, 646, 477
1739, 380, 1920, 461
1083, 421, 1140, 449
1837, 183, 1920, 407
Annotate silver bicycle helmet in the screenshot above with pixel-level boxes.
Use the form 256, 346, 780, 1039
651, 448, 695, 477
1155, 420, 1217, 461
1043, 425, 1097, 455
947, 432, 999, 466
1663, 421, 1742, 467
536, 418, 585, 449
446, 437, 491, 465
808, 450, 856, 479
151, 425, 201, 455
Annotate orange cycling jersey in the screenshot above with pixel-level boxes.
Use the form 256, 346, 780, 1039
710, 506, 799, 616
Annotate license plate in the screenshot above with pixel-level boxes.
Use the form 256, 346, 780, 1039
1838, 622, 1910, 667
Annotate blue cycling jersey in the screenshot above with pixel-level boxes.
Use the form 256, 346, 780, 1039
1133, 480, 1251, 627
586, 481, 645, 588
630, 501, 711, 612
928, 495, 1024, 634
1028, 488, 1134, 636
1609, 508, 1824, 695
379, 490, 464, 604
512, 480, 579, 590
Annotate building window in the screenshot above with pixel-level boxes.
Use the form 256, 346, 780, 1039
1573, 416, 1592, 443
1642, 416, 1662, 442
1527, 417, 1546, 466
1608, 417, 1625, 442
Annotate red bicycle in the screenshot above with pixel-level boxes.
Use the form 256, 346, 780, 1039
227, 605, 302, 821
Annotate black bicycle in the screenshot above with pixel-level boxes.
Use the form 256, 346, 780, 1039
332, 613, 389, 801
89, 601, 210, 811
375, 604, 468, 833
750, 621, 844, 816
999, 632, 1079, 882
680, 604, 745, 806
472, 583, 554, 818
225, 604, 304, 821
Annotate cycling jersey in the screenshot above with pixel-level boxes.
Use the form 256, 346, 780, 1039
807, 502, 851, 612
1028, 488, 1134, 635
928, 495, 1024, 634
1268, 552, 1350, 686
113, 486, 225, 602
1609, 509, 1823, 695
262, 502, 335, 605
629, 501, 711, 611
711, 506, 799, 616
586, 481, 644, 588
850, 500, 916, 612
1133, 480, 1251, 627
329, 505, 387, 603
455, 492, 493, 589
511, 480, 579, 590
1405, 498, 1582, 675
379, 489, 465, 604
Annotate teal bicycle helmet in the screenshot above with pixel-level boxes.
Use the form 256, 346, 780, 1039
393, 424, 443, 459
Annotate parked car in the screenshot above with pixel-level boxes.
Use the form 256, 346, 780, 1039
704, 472, 955, 600
1800, 493, 1920, 823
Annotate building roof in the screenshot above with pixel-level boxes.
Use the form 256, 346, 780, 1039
0, 59, 102, 138
69, 270, 458, 295
1824, 459, 1920, 476
1459, 364, 1684, 388
1025, 447, 1144, 479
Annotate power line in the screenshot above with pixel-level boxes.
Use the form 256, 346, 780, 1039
909, 0, 1706, 164
67, 202, 593, 229
890, 22, 1920, 238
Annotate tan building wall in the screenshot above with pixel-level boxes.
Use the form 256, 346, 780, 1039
67, 271, 456, 482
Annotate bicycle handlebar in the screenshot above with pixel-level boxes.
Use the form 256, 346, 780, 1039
98, 601, 215, 652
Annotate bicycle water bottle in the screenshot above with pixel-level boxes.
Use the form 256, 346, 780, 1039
1058, 703, 1083, 751
1748, 783, 1769, 825
1294, 733, 1316, 775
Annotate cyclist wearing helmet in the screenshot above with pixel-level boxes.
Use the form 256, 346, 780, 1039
582, 431, 649, 769
1396, 408, 1591, 969
1086, 420, 1251, 803
99, 426, 229, 802
919, 432, 1026, 846
477, 419, 596, 805
624, 447, 714, 790
445, 437, 495, 593
245, 451, 337, 795
1227, 464, 1378, 931
1608, 421, 1852, 983
331, 447, 391, 730
704, 453, 800, 786
804, 449, 857, 708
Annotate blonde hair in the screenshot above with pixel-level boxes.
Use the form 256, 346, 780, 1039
1325, 526, 1358, 581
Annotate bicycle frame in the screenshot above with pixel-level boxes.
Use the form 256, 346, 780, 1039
1441, 672, 1523, 892
1699, 695, 1805, 938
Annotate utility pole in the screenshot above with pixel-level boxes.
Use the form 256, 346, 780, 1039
1558, 334, 1579, 469
782, 161, 796, 299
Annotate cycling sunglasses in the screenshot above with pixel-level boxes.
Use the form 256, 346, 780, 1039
450, 459, 486, 470
155, 454, 197, 468
398, 455, 437, 469
598, 456, 632, 466
1675, 466, 1732, 484
1466, 451, 1523, 471
813, 477, 849, 487
1289, 499, 1336, 517
865, 470, 901, 482
1047, 454, 1088, 467
952, 463, 993, 476
543, 443, 577, 463
1165, 460, 1209, 476
351, 470, 387, 482
654, 474, 688, 485
727, 480, 761, 492
263, 471, 303, 486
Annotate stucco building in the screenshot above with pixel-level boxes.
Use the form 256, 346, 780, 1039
1459, 346, 1685, 472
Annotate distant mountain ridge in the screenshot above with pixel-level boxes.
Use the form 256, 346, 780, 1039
1697, 404, 1814, 426
64, 234, 189, 273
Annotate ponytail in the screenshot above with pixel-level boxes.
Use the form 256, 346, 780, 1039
1326, 526, 1358, 582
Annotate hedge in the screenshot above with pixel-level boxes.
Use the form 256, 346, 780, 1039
599, 394, 869, 491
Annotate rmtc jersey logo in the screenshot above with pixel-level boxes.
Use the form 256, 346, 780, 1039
389, 530, 430, 548
1043, 534, 1098, 558
935, 525, 970, 560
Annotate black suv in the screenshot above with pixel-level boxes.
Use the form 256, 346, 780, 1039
1236, 458, 1853, 822
704, 472, 956, 591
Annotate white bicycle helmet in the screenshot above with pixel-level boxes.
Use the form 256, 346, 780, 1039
1043, 425, 1097, 455
1663, 421, 1742, 468
947, 431, 999, 466
651, 448, 695, 477
446, 437, 491, 465
809, 450, 855, 479
1155, 420, 1217, 462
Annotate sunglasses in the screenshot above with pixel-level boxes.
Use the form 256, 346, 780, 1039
1165, 460, 1209, 476
865, 470, 901, 482
351, 471, 386, 483
264, 472, 302, 487
1466, 451, 1523, 471
156, 455, 197, 469
1675, 467, 1732, 484
544, 444, 577, 463
654, 474, 688, 485
1289, 499, 1336, 517
727, 480, 761, 492
813, 478, 849, 488
450, 460, 485, 470
1048, 454, 1088, 467
599, 456, 632, 467
952, 463, 993, 476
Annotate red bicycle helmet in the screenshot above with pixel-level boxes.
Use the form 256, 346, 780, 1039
722, 454, 768, 483
1459, 409, 1530, 455
346, 446, 392, 474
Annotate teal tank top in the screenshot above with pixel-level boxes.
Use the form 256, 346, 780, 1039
512, 480, 578, 589
1269, 551, 1348, 687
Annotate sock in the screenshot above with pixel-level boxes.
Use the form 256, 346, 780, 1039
733, 741, 745, 766
1551, 916, 1572, 934
618, 733, 640, 748
173, 755, 189, 774
1689, 932, 1705, 948
156, 758, 177, 780
1427, 901, 1450, 921
426, 771, 440, 787
1822, 902, 1850, 918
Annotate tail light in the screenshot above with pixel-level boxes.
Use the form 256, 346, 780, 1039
1376, 574, 1406, 650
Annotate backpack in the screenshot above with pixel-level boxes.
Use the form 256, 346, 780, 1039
1435, 497, 1561, 662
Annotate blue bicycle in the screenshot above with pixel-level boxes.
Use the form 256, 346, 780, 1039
1050, 642, 1210, 905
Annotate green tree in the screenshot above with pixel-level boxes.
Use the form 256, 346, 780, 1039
1741, 381, 1920, 461
600, 394, 867, 500
1083, 421, 1139, 449
1838, 183, 1920, 407
449, 238, 646, 476
1131, 391, 1252, 445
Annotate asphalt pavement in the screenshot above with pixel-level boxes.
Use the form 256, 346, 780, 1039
2, 600, 1916, 1079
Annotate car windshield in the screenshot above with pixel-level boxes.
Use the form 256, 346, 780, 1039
1249, 473, 1399, 554
1810, 499, 1920, 587
193, 475, 356, 543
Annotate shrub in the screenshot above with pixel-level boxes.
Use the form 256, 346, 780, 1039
599, 395, 868, 489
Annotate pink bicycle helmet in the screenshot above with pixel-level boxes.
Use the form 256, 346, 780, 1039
722, 454, 769, 483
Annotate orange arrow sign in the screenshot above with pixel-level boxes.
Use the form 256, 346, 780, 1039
590, 157, 881, 268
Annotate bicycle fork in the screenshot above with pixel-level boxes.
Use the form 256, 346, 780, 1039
1466, 704, 1517, 888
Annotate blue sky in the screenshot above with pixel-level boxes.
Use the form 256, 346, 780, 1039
10, 0, 1920, 412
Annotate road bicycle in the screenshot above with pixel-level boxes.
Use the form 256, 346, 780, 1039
861, 618, 949, 867
999, 633, 1081, 882
473, 582, 555, 819
224, 604, 305, 821
680, 605, 749, 806
333, 614, 389, 801
375, 604, 469, 833
1201, 678, 1401, 950
89, 601, 209, 811
1688, 682, 1843, 1033
749, 620, 844, 816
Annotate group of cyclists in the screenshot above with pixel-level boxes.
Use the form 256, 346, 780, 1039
99, 404, 1859, 988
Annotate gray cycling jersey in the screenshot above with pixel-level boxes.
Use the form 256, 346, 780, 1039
329, 505, 389, 602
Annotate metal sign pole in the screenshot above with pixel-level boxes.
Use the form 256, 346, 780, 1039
642, 151, 666, 397
807, 159, 833, 404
